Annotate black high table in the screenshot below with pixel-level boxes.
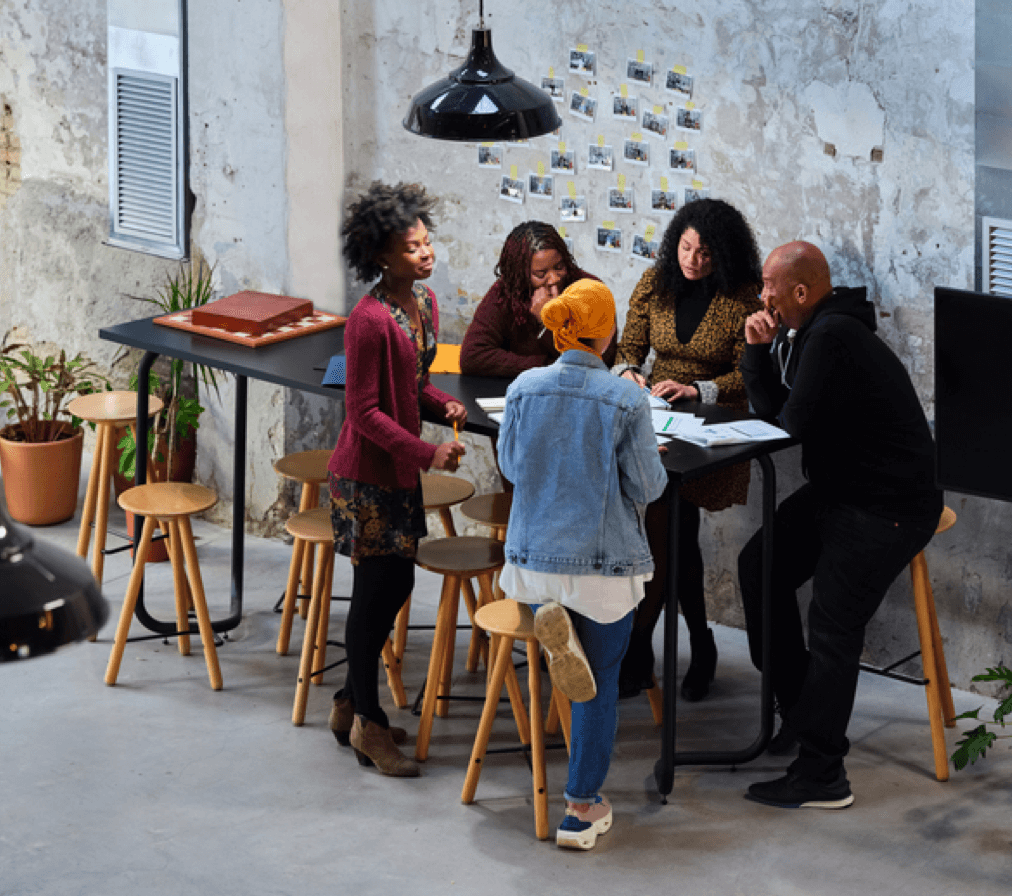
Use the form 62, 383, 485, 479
100, 313, 793, 799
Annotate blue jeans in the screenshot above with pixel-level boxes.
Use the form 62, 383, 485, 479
562, 609, 634, 803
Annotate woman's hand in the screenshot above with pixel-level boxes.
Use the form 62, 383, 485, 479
431, 441, 466, 472
651, 379, 699, 402
530, 283, 561, 321
444, 401, 467, 428
621, 369, 648, 388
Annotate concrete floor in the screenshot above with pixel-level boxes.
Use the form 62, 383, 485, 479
3, 462, 1011, 895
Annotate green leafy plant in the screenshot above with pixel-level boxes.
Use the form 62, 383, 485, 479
950, 664, 1012, 770
0, 342, 110, 443
117, 261, 222, 479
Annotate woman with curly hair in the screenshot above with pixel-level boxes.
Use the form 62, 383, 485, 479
460, 221, 615, 376
614, 197, 762, 702
327, 181, 466, 776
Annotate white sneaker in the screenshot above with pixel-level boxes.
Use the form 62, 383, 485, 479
556, 795, 613, 850
534, 602, 596, 703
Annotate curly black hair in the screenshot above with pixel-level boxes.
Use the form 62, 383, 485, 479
654, 198, 761, 299
342, 181, 437, 283
494, 221, 581, 327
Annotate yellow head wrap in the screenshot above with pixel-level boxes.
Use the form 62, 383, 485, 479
541, 279, 615, 356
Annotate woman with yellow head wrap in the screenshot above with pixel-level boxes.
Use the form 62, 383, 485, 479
496, 278, 667, 850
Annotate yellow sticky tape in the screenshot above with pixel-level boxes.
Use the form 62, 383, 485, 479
675, 141, 689, 150
603, 220, 615, 229
620, 84, 628, 98
686, 101, 695, 110
654, 104, 663, 114
660, 176, 669, 191
581, 87, 588, 97
632, 132, 643, 141
618, 174, 626, 191
673, 65, 687, 75
692, 179, 704, 189
567, 181, 576, 198
636, 50, 645, 63
577, 43, 588, 52
559, 141, 567, 153
537, 161, 545, 176
549, 66, 555, 78
510, 164, 518, 180
645, 225, 656, 240
597, 134, 605, 147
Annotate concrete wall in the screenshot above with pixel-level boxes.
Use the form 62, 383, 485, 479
3, 0, 1009, 692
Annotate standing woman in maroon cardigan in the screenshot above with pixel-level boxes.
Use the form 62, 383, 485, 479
327, 182, 466, 777
460, 221, 615, 376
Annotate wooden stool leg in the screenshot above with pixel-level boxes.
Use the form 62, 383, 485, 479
925, 578, 956, 727
104, 515, 156, 685
527, 636, 548, 840
503, 650, 532, 746
382, 638, 408, 708
312, 549, 335, 685
76, 422, 105, 559
462, 634, 516, 804
276, 537, 307, 655
545, 689, 560, 734
415, 575, 459, 760
177, 516, 223, 691
647, 676, 663, 726
552, 688, 572, 752
436, 576, 461, 718
910, 551, 949, 781
292, 562, 324, 726
166, 518, 191, 656
91, 421, 116, 586
298, 484, 316, 619
393, 597, 410, 661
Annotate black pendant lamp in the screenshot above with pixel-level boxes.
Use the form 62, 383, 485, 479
0, 495, 108, 662
403, 3, 562, 142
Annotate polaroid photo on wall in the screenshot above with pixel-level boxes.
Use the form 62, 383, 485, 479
676, 107, 703, 133
569, 48, 596, 75
665, 70, 693, 100
651, 188, 679, 213
596, 225, 623, 253
499, 175, 525, 204
528, 172, 554, 199
551, 148, 576, 175
684, 185, 710, 204
612, 94, 638, 120
669, 147, 696, 173
642, 109, 669, 140
626, 58, 652, 85
632, 234, 660, 262
477, 144, 503, 169
569, 92, 597, 122
542, 76, 566, 102
587, 143, 615, 171
560, 195, 588, 222
608, 188, 635, 213
623, 138, 650, 166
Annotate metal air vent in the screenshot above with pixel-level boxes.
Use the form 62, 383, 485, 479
983, 216, 1012, 297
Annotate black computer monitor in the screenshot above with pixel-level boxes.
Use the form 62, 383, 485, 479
934, 285, 1012, 501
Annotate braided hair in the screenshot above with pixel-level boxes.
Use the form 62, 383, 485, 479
654, 198, 761, 300
342, 181, 436, 283
494, 221, 580, 327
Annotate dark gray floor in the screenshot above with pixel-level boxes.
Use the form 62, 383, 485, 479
3, 459, 1011, 894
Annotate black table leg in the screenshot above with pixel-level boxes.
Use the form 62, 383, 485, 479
654, 454, 779, 795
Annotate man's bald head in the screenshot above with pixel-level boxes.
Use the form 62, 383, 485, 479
761, 241, 833, 330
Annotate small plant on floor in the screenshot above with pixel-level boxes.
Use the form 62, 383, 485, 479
950, 663, 1012, 770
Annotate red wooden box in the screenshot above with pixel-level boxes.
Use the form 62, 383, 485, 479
192, 291, 313, 336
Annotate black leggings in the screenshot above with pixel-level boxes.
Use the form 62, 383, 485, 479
338, 554, 414, 728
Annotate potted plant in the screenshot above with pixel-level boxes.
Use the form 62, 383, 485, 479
115, 260, 222, 487
0, 343, 109, 524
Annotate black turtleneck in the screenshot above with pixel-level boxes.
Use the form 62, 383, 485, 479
676, 276, 718, 344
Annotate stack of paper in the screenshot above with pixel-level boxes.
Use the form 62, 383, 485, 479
673, 419, 790, 448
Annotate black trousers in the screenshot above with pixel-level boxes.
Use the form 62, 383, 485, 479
339, 554, 414, 728
738, 484, 936, 777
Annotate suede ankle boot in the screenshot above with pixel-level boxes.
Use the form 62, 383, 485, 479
349, 716, 420, 777
680, 628, 717, 702
329, 696, 407, 747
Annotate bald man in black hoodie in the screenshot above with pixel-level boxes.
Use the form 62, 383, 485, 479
737, 241, 942, 810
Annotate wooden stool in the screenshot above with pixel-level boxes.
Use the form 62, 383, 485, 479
289, 507, 405, 725
391, 473, 479, 684
414, 536, 504, 761
274, 449, 332, 653
861, 505, 957, 781
461, 600, 552, 839
69, 391, 165, 587
105, 483, 221, 690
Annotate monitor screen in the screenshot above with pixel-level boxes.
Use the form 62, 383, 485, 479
934, 286, 1012, 501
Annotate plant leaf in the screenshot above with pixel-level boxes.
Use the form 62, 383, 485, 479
951, 725, 997, 771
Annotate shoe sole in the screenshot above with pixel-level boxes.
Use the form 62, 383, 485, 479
745, 791, 854, 810
534, 604, 596, 703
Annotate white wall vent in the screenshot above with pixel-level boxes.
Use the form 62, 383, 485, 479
106, 19, 187, 259
983, 216, 1012, 298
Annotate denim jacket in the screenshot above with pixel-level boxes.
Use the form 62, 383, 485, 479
498, 349, 668, 576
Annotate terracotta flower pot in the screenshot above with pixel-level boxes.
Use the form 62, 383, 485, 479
124, 509, 171, 563
0, 424, 84, 525
112, 430, 198, 496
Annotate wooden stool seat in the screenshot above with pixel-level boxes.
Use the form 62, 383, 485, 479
460, 492, 512, 533
414, 536, 504, 761
70, 390, 165, 589
273, 449, 331, 484
284, 505, 332, 542
105, 482, 222, 691
420, 471, 475, 510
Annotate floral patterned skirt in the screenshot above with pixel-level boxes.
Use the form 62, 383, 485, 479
328, 471, 426, 563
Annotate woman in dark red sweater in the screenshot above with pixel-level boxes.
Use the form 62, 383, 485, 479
327, 182, 465, 776
460, 221, 614, 376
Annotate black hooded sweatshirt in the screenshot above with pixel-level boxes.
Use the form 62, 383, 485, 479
740, 286, 941, 527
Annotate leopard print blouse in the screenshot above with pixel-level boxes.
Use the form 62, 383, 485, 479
616, 266, 762, 511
